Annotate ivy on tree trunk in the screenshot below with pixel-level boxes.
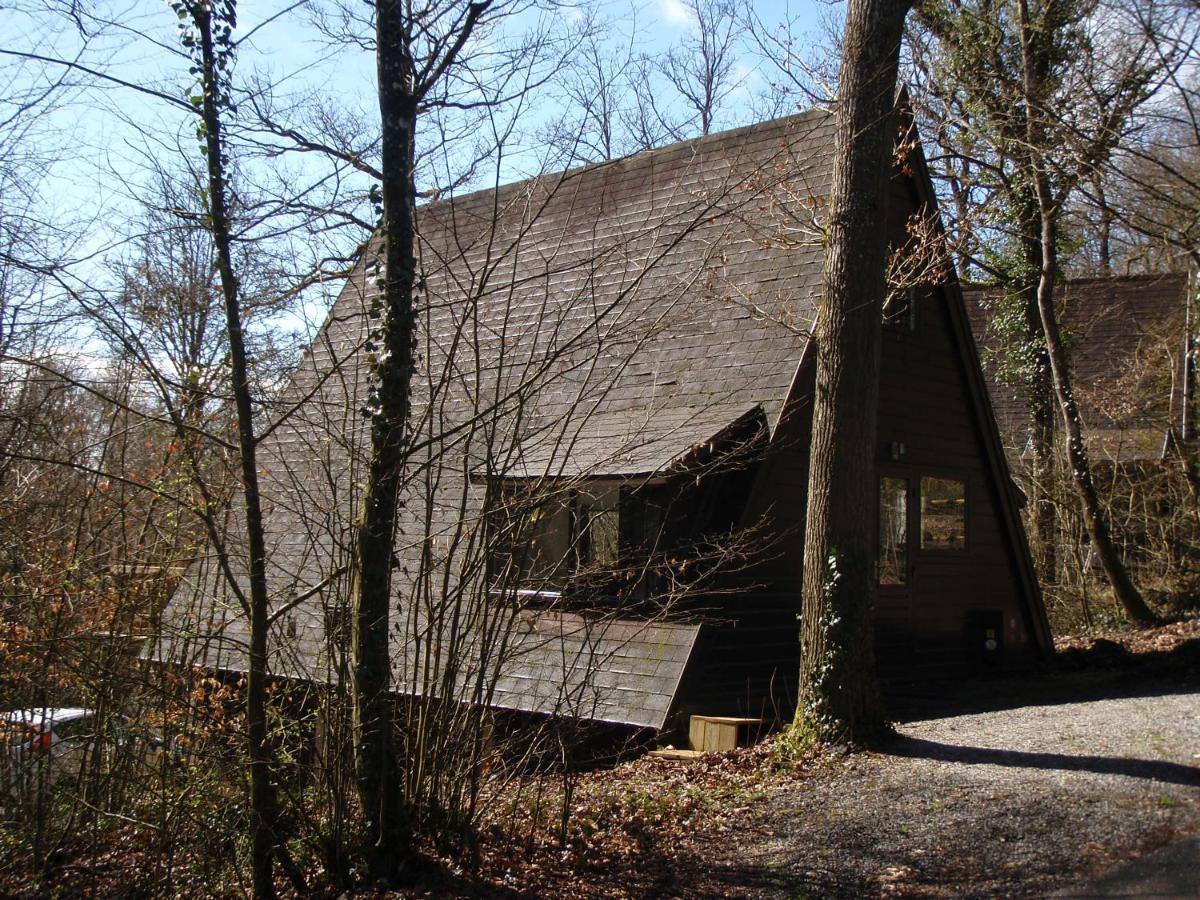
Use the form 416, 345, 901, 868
1026, 181, 1157, 626
793, 0, 911, 749
350, 0, 492, 875
350, 0, 419, 872
1015, 0, 1157, 627
184, 0, 299, 895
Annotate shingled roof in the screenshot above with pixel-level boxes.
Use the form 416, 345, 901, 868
963, 273, 1189, 463
154, 109, 836, 729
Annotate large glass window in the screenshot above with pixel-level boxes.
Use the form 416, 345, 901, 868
921, 476, 966, 549
879, 476, 908, 585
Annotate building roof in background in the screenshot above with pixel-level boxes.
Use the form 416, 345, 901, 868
963, 272, 1188, 463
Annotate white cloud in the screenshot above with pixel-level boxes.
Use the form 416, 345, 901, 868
729, 60, 758, 103
559, 3, 585, 23
660, 0, 697, 28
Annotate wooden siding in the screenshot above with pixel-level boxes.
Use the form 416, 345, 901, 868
876, 293, 1032, 679
673, 170, 1043, 725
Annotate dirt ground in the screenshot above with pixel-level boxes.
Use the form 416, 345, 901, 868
1, 626, 1195, 898
671, 687, 1198, 898
462, 622, 1199, 899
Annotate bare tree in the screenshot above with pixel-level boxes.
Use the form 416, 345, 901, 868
1068, 86, 1200, 276
166, 0, 304, 893
537, 13, 647, 163
350, 0, 604, 872
539, 0, 751, 164
741, 0, 842, 115
653, 0, 744, 138
913, 0, 1196, 624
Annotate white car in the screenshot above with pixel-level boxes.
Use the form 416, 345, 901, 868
1, 708, 126, 798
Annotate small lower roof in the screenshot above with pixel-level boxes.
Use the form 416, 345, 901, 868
483, 610, 700, 729
151, 589, 699, 730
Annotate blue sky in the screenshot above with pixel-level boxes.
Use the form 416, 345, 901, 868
1, 0, 835, 342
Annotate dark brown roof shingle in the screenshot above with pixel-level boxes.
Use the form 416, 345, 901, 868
154, 109, 837, 728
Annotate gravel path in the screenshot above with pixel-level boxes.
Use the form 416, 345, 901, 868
678, 685, 1200, 898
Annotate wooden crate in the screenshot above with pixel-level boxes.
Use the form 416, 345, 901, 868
688, 716, 763, 752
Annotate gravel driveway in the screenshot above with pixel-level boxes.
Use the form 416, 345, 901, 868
678, 682, 1200, 898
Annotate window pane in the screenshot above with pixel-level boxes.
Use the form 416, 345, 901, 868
879, 477, 908, 585
921, 477, 966, 549
520, 497, 571, 584
538, 501, 573, 575
576, 483, 620, 568
590, 506, 619, 566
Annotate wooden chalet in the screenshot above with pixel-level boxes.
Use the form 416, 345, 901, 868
154, 107, 1051, 738
963, 273, 1193, 465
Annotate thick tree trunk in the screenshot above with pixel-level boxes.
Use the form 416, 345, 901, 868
792, 0, 910, 748
1025, 335, 1058, 582
350, 0, 419, 873
193, 5, 279, 897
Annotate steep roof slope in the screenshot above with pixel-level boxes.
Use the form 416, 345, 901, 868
963, 273, 1188, 462
153, 109, 836, 728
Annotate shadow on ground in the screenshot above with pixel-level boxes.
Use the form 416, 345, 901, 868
667, 855, 871, 899
885, 735, 1200, 787
886, 636, 1200, 722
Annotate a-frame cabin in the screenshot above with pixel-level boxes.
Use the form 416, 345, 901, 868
154, 104, 1050, 738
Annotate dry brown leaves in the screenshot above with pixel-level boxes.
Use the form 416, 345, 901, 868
462, 741, 824, 898
1054, 616, 1200, 659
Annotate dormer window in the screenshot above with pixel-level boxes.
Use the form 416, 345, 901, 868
489, 479, 664, 596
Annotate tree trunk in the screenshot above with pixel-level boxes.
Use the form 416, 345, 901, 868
1091, 172, 1113, 276
350, 0, 420, 874
1017, 198, 1058, 584
1029, 208, 1157, 626
192, 4, 279, 896
1183, 263, 1196, 443
792, 0, 910, 748
1015, 0, 1156, 628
